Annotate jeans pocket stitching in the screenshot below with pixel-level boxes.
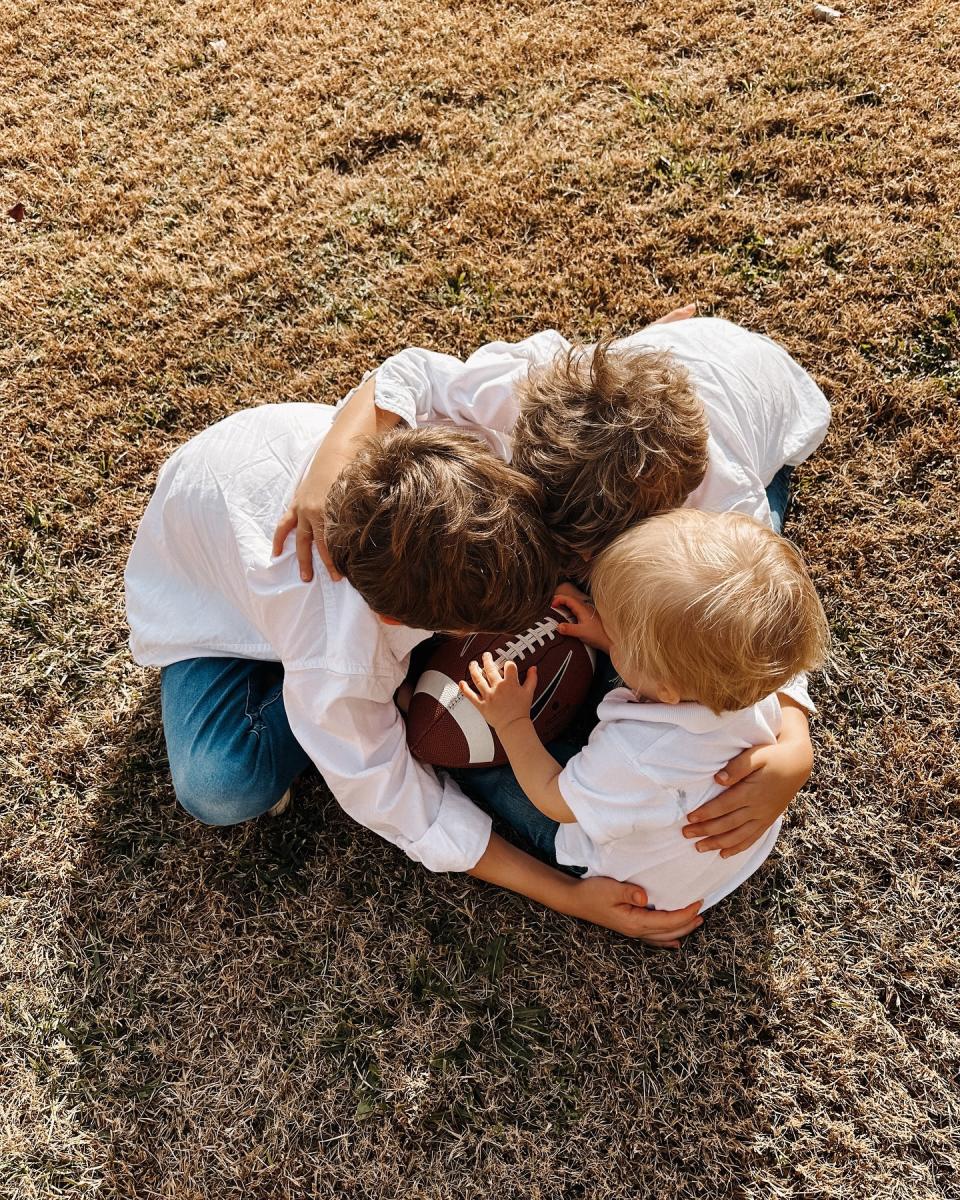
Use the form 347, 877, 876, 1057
244, 676, 263, 737
257, 686, 285, 720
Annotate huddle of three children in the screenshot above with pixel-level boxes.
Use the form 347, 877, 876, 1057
125, 309, 830, 946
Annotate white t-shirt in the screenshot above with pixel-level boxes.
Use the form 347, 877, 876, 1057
555, 690, 784, 911
125, 402, 492, 874
351, 317, 830, 710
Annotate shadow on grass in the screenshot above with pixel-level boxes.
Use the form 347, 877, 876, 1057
46, 684, 781, 1199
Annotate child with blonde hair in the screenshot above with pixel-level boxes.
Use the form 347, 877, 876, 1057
461, 509, 829, 911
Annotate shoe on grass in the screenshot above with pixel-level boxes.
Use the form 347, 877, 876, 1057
267, 788, 291, 817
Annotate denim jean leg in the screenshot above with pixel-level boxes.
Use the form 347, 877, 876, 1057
449, 740, 584, 873
160, 657, 311, 826
765, 465, 794, 535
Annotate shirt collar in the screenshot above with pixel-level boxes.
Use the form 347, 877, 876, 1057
379, 621, 435, 662
598, 687, 742, 734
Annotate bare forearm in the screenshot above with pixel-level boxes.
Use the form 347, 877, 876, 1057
299, 377, 401, 509
776, 695, 813, 770
469, 830, 707, 944
498, 718, 573, 822
328, 376, 401, 447
684, 691, 815, 854
273, 373, 404, 580
467, 830, 578, 915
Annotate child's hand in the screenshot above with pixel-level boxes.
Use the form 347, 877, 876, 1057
683, 699, 813, 856
460, 653, 537, 734
272, 451, 347, 582
553, 583, 612, 654
272, 375, 402, 583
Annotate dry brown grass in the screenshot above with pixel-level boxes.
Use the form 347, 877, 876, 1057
2, 0, 959, 1196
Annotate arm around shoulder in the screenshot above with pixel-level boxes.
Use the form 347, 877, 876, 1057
683, 694, 814, 856
469, 832, 704, 946
272, 375, 403, 581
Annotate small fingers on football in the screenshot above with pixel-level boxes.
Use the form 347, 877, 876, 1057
552, 592, 596, 636
481, 651, 504, 686
467, 659, 491, 694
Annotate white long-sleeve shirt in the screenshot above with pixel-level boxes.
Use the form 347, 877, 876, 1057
349, 317, 830, 710
125, 402, 492, 873
556, 689, 783, 911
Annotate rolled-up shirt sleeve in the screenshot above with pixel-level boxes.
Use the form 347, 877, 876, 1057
282, 665, 493, 873
777, 672, 816, 714
336, 349, 467, 429
335, 332, 571, 457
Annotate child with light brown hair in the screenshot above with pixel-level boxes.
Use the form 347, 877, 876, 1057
460, 509, 830, 912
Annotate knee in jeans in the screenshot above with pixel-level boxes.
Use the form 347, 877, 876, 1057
171, 754, 276, 826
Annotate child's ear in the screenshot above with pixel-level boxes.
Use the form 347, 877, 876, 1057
658, 683, 683, 705
377, 614, 404, 627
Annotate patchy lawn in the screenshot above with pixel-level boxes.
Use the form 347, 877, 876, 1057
2, 0, 958, 1196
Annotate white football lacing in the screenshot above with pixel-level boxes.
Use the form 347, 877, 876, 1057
493, 613, 563, 665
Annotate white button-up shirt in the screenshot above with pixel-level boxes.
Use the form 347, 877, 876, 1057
125, 402, 492, 873
556, 689, 784, 911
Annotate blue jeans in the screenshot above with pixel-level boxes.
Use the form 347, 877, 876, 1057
449, 740, 585, 872
160, 657, 311, 825
158, 468, 793, 830
451, 466, 795, 860
765, 464, 793, 536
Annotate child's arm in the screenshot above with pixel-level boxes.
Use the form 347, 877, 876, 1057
272, 337, 557, 581
459, 654, 577, 824
271, 376, 401, 582
650, 302, 697, 325
468, 832, 703, 948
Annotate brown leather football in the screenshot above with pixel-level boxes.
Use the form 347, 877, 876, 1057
405, 605, 597, 768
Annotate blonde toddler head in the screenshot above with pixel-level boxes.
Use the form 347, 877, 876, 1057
591, 509, 829, 713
